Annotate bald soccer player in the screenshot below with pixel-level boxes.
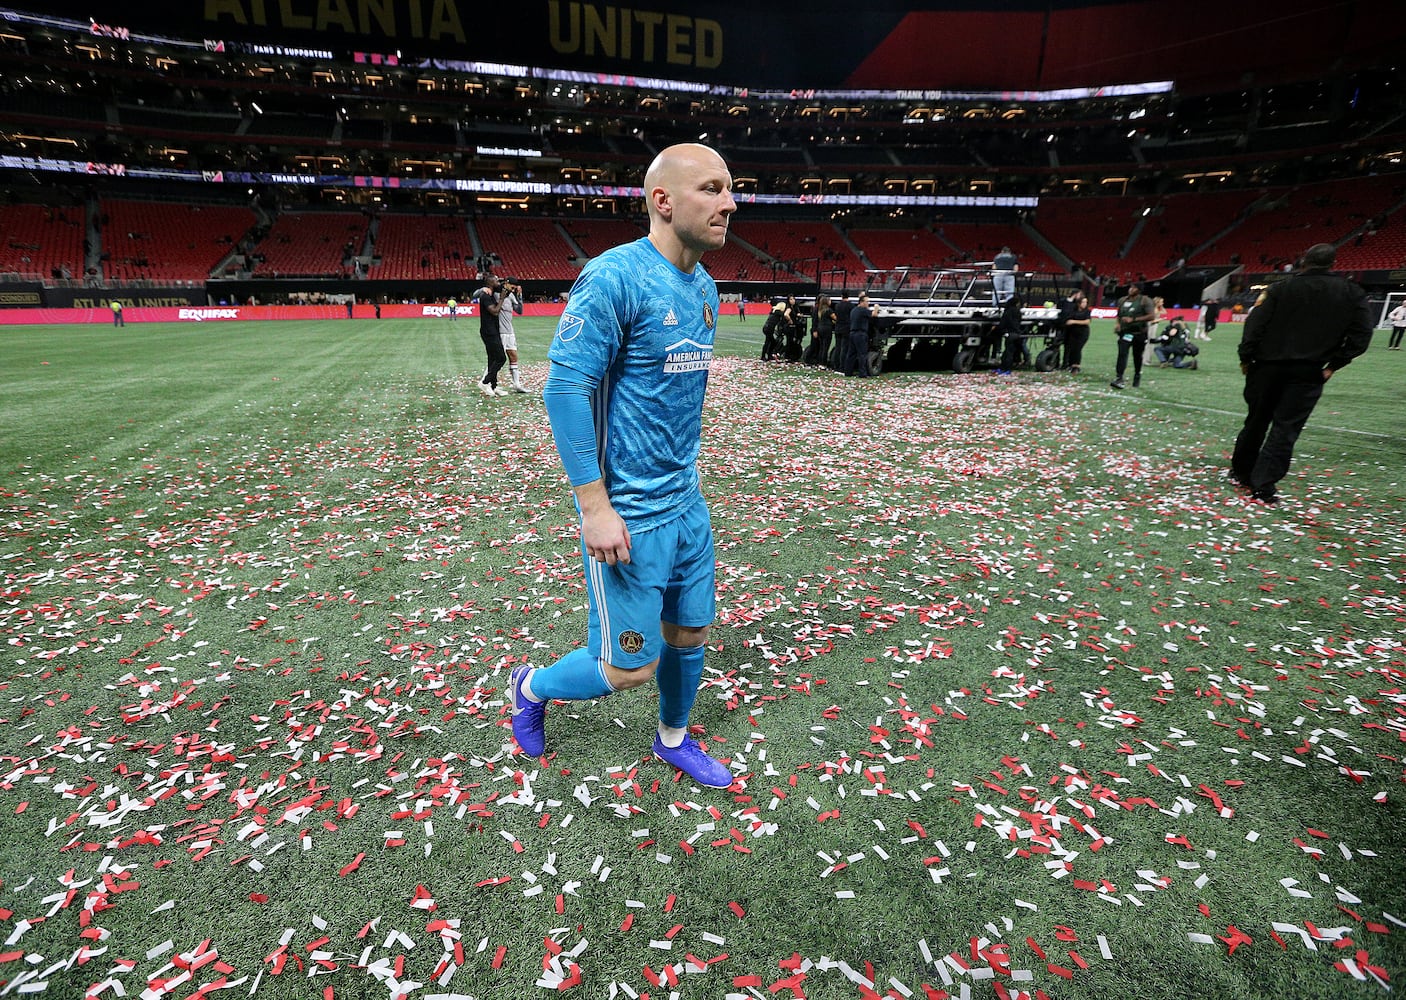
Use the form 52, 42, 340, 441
511, 144, 738, 789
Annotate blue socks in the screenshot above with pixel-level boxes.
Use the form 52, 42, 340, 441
656, 642, 705, 730
525, 647, 615, 701
524, 642, 707, 740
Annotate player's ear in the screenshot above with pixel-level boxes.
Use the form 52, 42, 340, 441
650, 185, 672, 220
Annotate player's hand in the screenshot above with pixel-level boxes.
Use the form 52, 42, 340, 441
581, 506, 631, 566
1322, 367, 1334, 382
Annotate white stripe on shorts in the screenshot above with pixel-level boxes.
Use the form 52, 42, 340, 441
586, 547, 612, 666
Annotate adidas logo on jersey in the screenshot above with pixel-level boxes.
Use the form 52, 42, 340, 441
663, 309, 679, 326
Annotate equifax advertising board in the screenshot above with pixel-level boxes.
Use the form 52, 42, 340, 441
0, 304, 570, 325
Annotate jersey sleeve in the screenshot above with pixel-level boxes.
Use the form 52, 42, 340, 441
542, 361, 601, 486
549, 256, 634, 378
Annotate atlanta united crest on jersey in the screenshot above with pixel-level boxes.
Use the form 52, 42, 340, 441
549, 237, 719, 532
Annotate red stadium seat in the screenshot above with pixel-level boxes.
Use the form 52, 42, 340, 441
471, 217, 579, 281
0, 204, 85, 280
251, 212, 370, 278
101, 199, 256, 282
367, 214, 476, 281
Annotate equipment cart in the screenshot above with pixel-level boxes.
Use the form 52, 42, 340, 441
818, 266, 1067, 374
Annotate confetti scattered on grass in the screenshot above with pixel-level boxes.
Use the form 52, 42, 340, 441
0, 323, 1402, 999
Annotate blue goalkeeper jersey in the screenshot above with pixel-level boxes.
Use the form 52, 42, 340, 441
548, 237, 719, 532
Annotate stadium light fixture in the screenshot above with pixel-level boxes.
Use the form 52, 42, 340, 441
250, 101, 263, 114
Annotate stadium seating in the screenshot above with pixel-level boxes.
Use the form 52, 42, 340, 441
1117, 188, 1261, 280
248, 114, 334, 140
932, 224, 1058, 274
101, 199, 256, 282
117, 105, 243, 137
1335, 219, 1406, 271
471, 216, 579, 280
251, 212, 369, 278
808, 145, 892, 168
709, 238, 789, 282
847, 227, 956, 270
1202, 175, 1406, 271
728, 221, 865, 283
891, 144, 975, 167
1027, 195, 1133, 278
368, 214, 476, 281
565, 219, 646, 259
0, 203, 85, 280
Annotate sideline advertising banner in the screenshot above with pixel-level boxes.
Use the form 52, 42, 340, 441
0, 303, 571, 325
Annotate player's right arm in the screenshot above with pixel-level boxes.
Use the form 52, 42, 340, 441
542, 360, 630, 565
544, 257, 634, 566
573, 479, 631, 566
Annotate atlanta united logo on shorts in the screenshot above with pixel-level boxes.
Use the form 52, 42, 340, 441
703, 301, 714, 329
617, 630, 645, 655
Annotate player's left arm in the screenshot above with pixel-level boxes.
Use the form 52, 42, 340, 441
1239, 289, 1276, 370
1327, 286, 1375, 374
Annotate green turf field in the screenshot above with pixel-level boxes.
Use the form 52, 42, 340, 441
0, 315, 1401, 1000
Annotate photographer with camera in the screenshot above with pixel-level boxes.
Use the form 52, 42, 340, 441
497, 278, 529, 393
475, 276, 506, 396
1154, 318, 1199, 370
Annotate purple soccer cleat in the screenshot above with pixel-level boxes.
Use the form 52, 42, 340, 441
510, 664, 546, 757
653, 733, 733, 789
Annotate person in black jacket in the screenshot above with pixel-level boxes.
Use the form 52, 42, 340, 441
807, 295, 836, 365
1231, 243, 1373, 505
783, 295, 804, 361
1061, 293, 1092, 372
830, 293, 854, 371
761, 301, 786, 360
846, 292, 874, 377
994, 295, 1026, 374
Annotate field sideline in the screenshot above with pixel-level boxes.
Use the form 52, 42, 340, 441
1, 316, 1402, 1000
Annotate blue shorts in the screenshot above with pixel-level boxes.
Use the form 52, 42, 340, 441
583, 495, 715, 669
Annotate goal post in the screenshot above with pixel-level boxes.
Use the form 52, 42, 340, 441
1379, 291, 1406, 329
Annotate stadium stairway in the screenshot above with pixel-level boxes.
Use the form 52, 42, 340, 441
555, 222, 586, 260
1020, 221, 1072, 274
1119, 213, 1149, 263
721, 231, 800, 280
85, 192, 101, 276
838, 227, 873, 271
467, 220, 484, 264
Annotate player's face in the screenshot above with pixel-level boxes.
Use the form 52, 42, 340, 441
673, 153, 736, 253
